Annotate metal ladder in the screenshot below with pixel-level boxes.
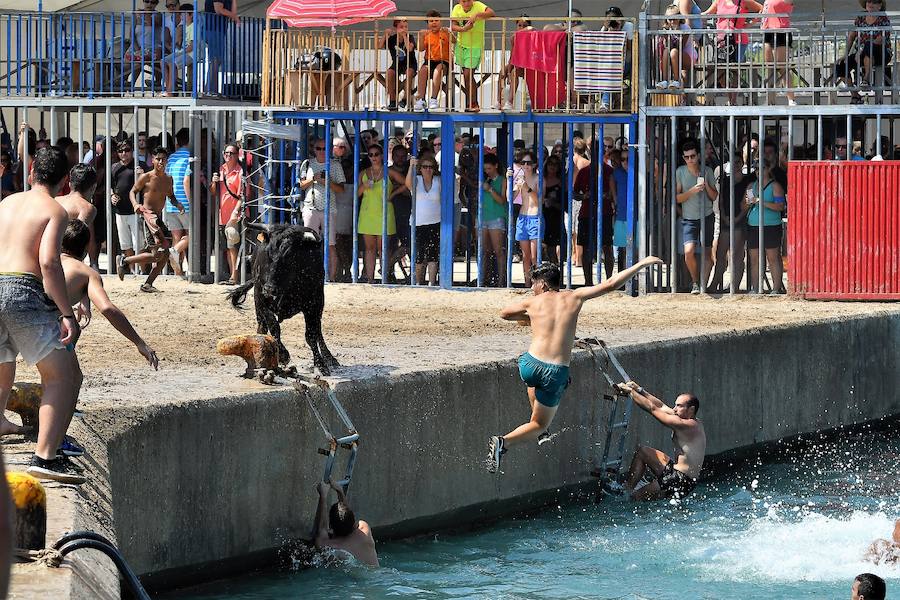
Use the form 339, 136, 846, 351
576, 338, 634, 481
294, 376, 359, 495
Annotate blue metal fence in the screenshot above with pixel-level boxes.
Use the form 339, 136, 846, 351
262, 111, 639, 291
0, 10, 264, 98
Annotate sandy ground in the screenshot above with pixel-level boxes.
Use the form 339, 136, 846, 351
3, 276, 896, 408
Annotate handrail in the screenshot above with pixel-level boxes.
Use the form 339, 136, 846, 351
0, 10, 266, 99
261, 15, 637, 113
51, 531, 151, 600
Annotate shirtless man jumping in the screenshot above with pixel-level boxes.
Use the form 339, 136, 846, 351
55, 164, 98, 269
313, 480, 379, 567
617, 382, 706, 501
0, 146, 85, 484
118, 146, 186, 292
487, 256, 662, 473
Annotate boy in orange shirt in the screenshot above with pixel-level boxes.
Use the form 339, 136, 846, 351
414, 10, 452, 112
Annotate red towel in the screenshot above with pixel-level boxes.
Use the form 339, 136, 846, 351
509, 31, 568, 110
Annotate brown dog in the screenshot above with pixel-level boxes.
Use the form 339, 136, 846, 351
216, 334, 280, 377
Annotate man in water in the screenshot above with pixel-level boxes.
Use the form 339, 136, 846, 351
865, 519, 900, 565
852, 573, 886, 600
118, 146, 186, 292
617, 383, 706, 501
313, 480, 379, 567
487, 256, 662, 473
0, 147, 84, 483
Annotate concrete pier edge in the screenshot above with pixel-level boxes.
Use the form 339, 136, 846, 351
61, 311, 900, 595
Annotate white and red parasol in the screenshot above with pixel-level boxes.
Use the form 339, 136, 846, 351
266, 0, 397, 28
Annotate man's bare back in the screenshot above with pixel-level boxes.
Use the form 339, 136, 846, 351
55, 193, 97, 227
320, 521, 379, 567
0, 190, 68, 277
515, 291, 584, 366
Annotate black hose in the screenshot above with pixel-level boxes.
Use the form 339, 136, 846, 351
53, 536, 151, 600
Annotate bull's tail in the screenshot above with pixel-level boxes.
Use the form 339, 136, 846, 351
226, 280, 255, 309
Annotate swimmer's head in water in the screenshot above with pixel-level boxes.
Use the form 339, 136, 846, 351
531, 262, 561, 292
674, 393, 700, 418
852, 573, 886, 600
330, 501, 356, 537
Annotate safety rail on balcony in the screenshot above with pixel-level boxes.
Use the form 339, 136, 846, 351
645, 10, 900, 106
0, 9, 265, 99
261, 16, 638, 114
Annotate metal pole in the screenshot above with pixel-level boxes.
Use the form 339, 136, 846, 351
22, 107, 29, 192
728, 115, 736, 295
595, 123, 605, 286
669, 116, 677, 293
699, 115, 707, 293
757, 114, 764, 293
565, 122, 574, 289
506, 125, 515, 288
409, 121, 418, 286
351, 119, 360, 283
190, 112, 202, 280
105, 107, 113, 275
439, 118, 455, 288
324, 118, 332, 281
535, 123, 545, 269
381, 119, 390, 285
49, 106, 56, 147
626, 120, 637, 296
476, 124, 484, 288
213, 112, 222, 284
77, 106, 84, 162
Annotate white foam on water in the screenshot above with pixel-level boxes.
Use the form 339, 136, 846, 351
692, 509, 900, 583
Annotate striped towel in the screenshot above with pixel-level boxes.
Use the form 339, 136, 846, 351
573, 31, 626, 93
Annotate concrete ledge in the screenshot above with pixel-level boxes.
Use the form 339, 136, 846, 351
71, 311, 899, 594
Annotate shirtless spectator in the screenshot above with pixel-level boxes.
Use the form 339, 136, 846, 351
61, 220, 158, 370
0, 147, 84, 484
313, 480, 379, 567
110, 140, 149, 272
617, 382, 706, 501
118, 146, 186, 292
55, 164, 99, 266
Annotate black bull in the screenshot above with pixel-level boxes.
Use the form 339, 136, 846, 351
227, 223, 339, 375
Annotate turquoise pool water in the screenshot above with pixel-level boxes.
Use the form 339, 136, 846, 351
174, 427, 900, 600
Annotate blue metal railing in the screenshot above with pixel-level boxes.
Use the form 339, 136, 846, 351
0, 10, 264, 99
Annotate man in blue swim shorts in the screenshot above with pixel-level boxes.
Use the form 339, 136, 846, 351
488, 255, 662, 472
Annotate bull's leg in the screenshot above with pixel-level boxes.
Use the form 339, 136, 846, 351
271, 319, 290, 365
303, 313, 332, 375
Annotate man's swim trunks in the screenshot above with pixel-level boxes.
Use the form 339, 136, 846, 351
518, 352, 570, 408
140, 210, 173, 252
657, 460, 697, 500
0, 273, 66, 366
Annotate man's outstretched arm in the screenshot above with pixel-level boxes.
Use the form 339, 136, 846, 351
500, 298, 531, 324
86, 272, 158, 370
573, 256, 662, 301
618, 382, 687, 428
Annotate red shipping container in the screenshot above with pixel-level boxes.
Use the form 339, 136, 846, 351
788, 161, 900, 300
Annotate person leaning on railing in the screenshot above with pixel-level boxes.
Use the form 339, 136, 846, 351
703, 0, 762, 104
450, 0, 496, 112
378, 18, 418, 111
835, 0, 892, 103
656, 5, 696, 89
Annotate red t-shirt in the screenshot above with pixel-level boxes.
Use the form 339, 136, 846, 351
575, 162, 615, 219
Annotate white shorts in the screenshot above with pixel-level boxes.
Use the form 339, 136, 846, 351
302, 207, 336, 246
116, 213, 141, 251
165, 210, 191, 232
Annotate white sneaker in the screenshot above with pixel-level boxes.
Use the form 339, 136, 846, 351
428, 98, 439, 110
501, 101, 513, 111
413, 99, 425, 112
837, 80, 848, 91
668, 81, 682, 89
788, 99, 797, 106
656, 80, 670, 89
596, 102, 609, 112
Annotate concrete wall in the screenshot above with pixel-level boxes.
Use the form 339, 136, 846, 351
93, 312, 900, 591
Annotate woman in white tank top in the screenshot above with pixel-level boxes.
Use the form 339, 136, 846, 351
405, 156, 442, 285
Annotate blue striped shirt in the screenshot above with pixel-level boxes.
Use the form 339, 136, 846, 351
165, 147, 192, 213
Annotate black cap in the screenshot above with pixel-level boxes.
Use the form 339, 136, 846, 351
606, 6, 623, 16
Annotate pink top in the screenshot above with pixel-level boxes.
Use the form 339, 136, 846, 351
716, 0, 752, 44
761, 0, 792, 30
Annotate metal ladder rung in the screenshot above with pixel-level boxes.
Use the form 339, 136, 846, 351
611, 421, 629, 429
604, 458, 623, 468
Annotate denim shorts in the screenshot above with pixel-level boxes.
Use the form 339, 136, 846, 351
483, 218, 506, 231
0, 274, 65, 366
682, 214, 715, 248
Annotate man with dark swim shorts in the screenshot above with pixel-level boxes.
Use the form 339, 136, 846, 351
486, 256, 662, 473
617, 383, 706, 501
